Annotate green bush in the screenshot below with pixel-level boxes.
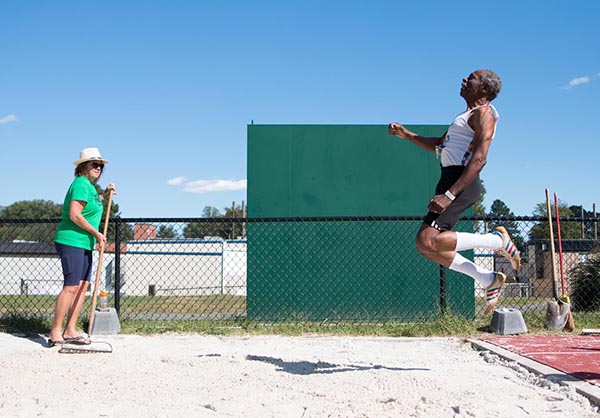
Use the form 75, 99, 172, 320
571, 249, 600, 311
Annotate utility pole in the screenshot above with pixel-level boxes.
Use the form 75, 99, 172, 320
582, 206, 585, 239
242, 200, 246, 239
594, 203, 598, 240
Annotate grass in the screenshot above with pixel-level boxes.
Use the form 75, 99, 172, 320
0, 294, 246, 315
2, 293, 599, 338
0, 313, 482, 337
3, 309, 598, 339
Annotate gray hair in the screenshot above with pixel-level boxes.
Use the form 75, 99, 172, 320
480, 70, 502, 101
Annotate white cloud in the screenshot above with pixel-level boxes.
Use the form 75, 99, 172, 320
0, 114, 17, 124
182, 179, 247, 194
563, 76, 591, 89
166, 176, 187, 186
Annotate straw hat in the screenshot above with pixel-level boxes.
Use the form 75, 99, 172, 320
73, 147, 109, 166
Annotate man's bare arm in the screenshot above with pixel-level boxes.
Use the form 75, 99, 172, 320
388, 122, 446, 153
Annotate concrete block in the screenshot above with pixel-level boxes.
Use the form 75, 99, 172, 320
91, 308, 121, 335
490, 308, 527, 335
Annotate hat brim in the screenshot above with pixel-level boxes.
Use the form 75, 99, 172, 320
73, 157, 110, 166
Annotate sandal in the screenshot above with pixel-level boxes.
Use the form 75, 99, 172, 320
62, 335, 92, 345
47, 338, 65, 347
493, 226, 521, 271
484, 272, 507, 315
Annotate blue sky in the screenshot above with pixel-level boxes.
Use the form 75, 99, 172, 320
1, 1, 599, 217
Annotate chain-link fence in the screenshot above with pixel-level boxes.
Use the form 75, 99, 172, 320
1, 216, 599, 323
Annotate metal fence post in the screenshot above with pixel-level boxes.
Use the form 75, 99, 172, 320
114, 216, 121, 313
439, 264, 446, 316
220, 241, 225, 294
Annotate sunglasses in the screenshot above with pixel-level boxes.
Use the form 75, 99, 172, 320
90, 162, 105, 170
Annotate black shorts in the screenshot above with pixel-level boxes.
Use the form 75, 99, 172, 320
423, 165, 482, 232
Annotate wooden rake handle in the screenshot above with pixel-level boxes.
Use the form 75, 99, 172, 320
545, 189, 560, 301
87, 189, 114, 336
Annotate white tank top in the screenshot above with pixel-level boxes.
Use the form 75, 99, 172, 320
439, 104, 499, 167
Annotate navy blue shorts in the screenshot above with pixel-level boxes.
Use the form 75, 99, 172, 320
55, 243, 93, 286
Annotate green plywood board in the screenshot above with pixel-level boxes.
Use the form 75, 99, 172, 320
247, 125, 475, 321
248, 124, 446, 217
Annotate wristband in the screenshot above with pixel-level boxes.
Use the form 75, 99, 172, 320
444, 190, 456, 201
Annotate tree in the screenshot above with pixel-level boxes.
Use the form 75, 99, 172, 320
184, 206, 227, 239
184, 204, 246, 239
0, 199, 62, 218
223, 202, 246, 239
469, 179, 487, 233
571, 249, 600, 311
223, 203, 245, 218
89, 184, 134, 243
569, 205, 597, 239
0, 185, 133, 244
473, 179, 487, 217
529, 199, 580, 240
0, 200, 62, 243
487, 199, 524, 251
202, 206, 222, 218
157, 225, 178, 239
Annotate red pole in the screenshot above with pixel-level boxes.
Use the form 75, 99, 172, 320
554, 192, 566, 295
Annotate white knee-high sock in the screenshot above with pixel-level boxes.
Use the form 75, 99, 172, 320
449, 253, 494, 287
455, 232, 502, 252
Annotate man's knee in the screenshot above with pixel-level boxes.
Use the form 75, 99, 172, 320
415, 230, 438, 255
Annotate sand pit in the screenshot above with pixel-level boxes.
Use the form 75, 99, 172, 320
1, 332, 598, 417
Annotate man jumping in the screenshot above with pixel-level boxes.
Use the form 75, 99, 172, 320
388, 69, 520, 315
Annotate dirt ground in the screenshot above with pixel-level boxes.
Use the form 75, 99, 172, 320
1, 332, 599, 417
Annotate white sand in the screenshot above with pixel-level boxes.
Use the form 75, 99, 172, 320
0, 332, 598, 418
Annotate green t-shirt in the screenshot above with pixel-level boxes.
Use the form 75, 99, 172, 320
54, 176, 103, 250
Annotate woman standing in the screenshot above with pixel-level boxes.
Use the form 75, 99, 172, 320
48, 147, 116, 346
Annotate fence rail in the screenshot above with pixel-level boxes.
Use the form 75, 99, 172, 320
1, 216, 599, 323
